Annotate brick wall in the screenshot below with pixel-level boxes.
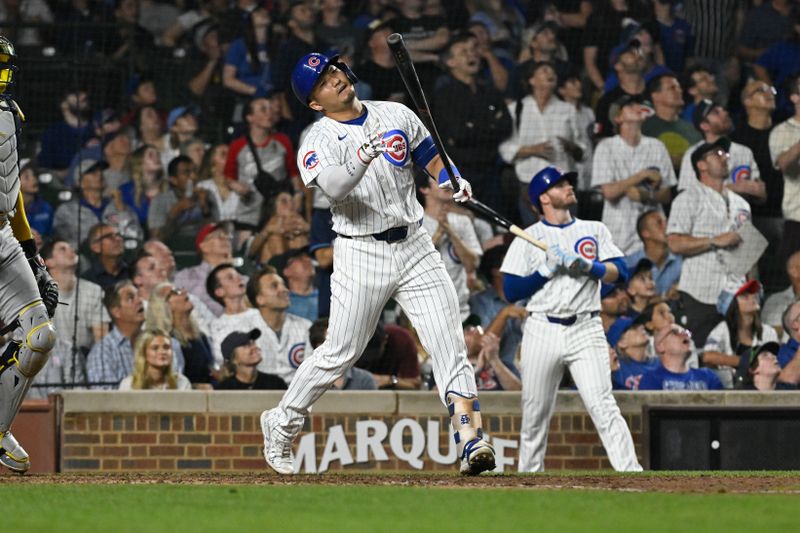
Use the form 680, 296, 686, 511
60, 409, 641, 472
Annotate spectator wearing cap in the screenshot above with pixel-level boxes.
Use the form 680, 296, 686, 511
703, 279, 779, 388
602, 23, 670, 94
593, 35, 648, 139
269, 247, 318, 322
499, 60, 588, 226
355, 322, 422, 390
642, 73, 703, 169
246, 266, 313, 384
161, 106, 201, 171
762, 251, 800, 334
223, 6, 274, 98
463, 315, 521, 391
778, 299, 800, 372
626, 258, 656, 316
207, 263, 257, 366
225, 96, 301, 238
121, 76, 163, 128
626, 210, 681, 299
64, 109, 124, 189
769, 72, 800, 264
679, 66, 718, 123
639, 324, 723, 390
37, 89, 93, 178
469, 244, 525, 374
417, 175, 482, 320
733, 80, 783, 256
736, 341, 797, 390
509, 20, 570, 100
308, 318, 376, 390
600, 282, 631, 333
677, 101, 764, 204
653, 0, 694, 74
53, 159, 112, 249
607, 316, 658, 390
431, 33, 511, 212
18, 159, 53, 237
358, 20, 411, 103
217, 329, 287, 390
81, 222, 131, 290
145, 282, 216, 387
591, 94, 675, 255
557, 71, 595, 191
667, 137, 752, 346
148, 155, 211, 241
174, 222, 234, 316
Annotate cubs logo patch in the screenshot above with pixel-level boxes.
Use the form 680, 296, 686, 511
308, 56, 320, 67
381, 129, 409, 166
731, 165, 751, 183
302, 151, 319, 171
574, 236, 598, 260
288, 342, 305, 368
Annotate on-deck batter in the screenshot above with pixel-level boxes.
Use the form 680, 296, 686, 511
260, 52, 496, 476
500, 166, 642, 472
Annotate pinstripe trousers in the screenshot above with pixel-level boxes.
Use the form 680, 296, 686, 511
518, 314, 641, 472
274, 225, 477, 437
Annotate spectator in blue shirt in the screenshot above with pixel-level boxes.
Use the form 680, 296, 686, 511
37, 89, 93, 177
778, 299, 800, 369
639, 324, 723, 390
626, 210, 682, 300
608, 316, 658, 390
753, 9, 800, 120
222, 6, 273, 98
653, 0, 694, 74
19, 159, 53, 237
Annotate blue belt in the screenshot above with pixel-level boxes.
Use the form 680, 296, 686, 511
546, 311, 600, 326
339, 220, 422, 244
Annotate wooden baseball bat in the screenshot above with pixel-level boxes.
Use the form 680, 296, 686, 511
386, 33, 548, 252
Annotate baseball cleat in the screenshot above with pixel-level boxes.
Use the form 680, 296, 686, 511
0, 431, 30, 474
260, 409, 294, 475
459, 438, 496, 476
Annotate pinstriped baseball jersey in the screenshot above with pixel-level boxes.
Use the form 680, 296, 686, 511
258, 313, 313, 384
677, 140, 761, 191
500, 218, 623, 316
297, 101, 426, 236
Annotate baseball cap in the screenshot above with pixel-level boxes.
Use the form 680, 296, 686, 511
221, 329, 261, 361
462, 314, 482, 329
601, 282, 623, 299
691, 99, 720, 130
606, 316, 635, 349
608, 93, 651, 125
631, 258, 654, 278
716, 278, 762, 316
167, 105, 199, 130
268, 247, 311, 277
691, 136, 731, 177
77, 158, 109, 176
195, 222, 225, 251
609, 37, 641, 68
737, 341, 780, 381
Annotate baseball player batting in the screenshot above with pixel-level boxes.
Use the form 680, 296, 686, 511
500, 166, 641, 472
260, 52, 495, 475
0, 37, 60, 474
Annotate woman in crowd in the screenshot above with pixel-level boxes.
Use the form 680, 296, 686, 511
248, 189, 309, 266
222, 7, 273, 98
119, 329, 192, 390
134, 105, 167, 157
197, 144, 241, 223
119, 144, 167, 227
703, 280, 780, 388
146, 282, 216, 387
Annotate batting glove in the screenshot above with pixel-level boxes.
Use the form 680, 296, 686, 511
439, 175, 473, 203
566, 254, 593, 275
537, 244, 565, 278
356, 131, 391, 164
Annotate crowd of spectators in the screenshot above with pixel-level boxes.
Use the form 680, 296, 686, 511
9, 0, 800, 394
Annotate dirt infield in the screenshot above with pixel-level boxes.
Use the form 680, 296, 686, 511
3, 472, 800, 493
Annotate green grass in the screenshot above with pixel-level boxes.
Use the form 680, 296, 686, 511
5, 482, 796, 533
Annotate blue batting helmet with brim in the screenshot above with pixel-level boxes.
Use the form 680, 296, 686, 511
527, 166, 577, 213
291, 52, 358, 106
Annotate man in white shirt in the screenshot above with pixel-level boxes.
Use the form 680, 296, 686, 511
592, 94, 676, 255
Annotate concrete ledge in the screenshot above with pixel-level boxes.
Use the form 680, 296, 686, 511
59, 390, 800, 414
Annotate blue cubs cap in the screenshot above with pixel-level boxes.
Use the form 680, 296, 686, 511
606, 316, 635, 349
527, 166, 577, 213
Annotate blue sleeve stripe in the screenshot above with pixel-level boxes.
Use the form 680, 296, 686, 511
605, 257, 629, 283
503, 272, 549, 302
411, 136, 438, 168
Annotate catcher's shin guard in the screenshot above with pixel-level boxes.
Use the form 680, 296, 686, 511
446, 392, 496, 475
0, 431, 29, 473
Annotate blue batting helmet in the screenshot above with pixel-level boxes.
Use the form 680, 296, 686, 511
527, 166, 577, 213
291, 52, 358, 106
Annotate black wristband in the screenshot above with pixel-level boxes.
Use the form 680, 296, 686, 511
20, 238, 37, 258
